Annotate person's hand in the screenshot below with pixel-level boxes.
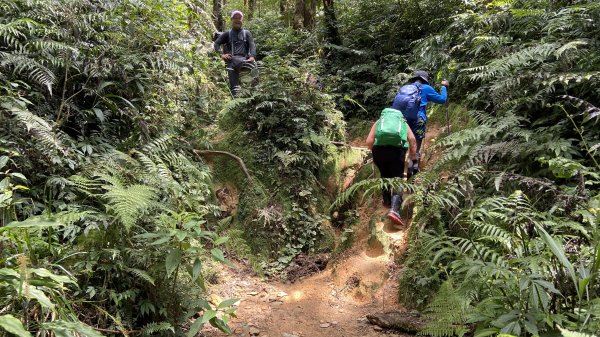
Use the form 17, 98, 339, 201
408, 160, 419, 178
441, 79, 449, 87
247, 56, 255, 63
221, 54, 232, 61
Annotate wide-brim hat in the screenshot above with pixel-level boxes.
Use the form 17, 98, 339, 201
409, 70, 430, 85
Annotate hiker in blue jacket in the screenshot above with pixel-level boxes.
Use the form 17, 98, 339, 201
392, 71, 449, 175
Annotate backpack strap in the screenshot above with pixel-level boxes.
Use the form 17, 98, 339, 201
229, 29, 234, 54
243, 29, 248, 56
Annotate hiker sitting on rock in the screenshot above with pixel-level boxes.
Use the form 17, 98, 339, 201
366, 107, 417, 227
392, 71, 449, 175
214, 10, 257, 96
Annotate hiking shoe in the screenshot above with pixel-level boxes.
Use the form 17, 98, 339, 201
387, 210, 404, 227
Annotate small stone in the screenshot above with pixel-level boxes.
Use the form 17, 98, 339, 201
249, 327, 260, 336
277, 291, 288, 297
331, 321, 338, 325
320, 323, 331, 328
248, 291, 259, 296
282, 334, 299, 337
373, 326, 383, 331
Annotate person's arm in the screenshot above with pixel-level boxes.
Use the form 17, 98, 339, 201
407, 126, 417, 161
424, 84, 448, 104
366, 121, 377, 150
214, 33, 232, 61
246, 31, 256, 62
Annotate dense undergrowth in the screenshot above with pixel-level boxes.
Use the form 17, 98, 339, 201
1, 0, 599, 336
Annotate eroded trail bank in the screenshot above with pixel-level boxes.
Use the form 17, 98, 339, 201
202, 209, 412, 337
199, 125, 446, 337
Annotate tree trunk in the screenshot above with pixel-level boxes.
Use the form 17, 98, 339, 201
303, 0, 316, 30
280, 0, 286, 15
323, 0, 341, 45
293, 0, 304, 29
249, 0, 256, 18
213, 0, 224, 31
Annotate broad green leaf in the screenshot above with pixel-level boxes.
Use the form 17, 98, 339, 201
0, 156, 8, 169
200, 310, 217, 324
175, 230, 188, 242
211, 249, 235, 268
2, 219, 62, 232
217, 298, 239, 309
165, 249, 182, 277
9, 173, 28, 182
191, 258, 202, 282
0, 315, 32, 337
150, 236, 171, 246
187, 318, 204, 337
27, 287, 55, 309
0, 268, 20, 278
474, 330, 501, 337
209, 317, 232, 334
559, 327, 597, 337
214, 236, 229, 245
536, 225, 578, 292
40, 320, 104, 337
30, 268, 75, 285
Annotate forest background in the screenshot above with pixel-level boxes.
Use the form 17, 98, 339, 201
0, 0, 599, 336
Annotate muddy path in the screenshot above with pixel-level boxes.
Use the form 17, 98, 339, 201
200, 125, 445, 337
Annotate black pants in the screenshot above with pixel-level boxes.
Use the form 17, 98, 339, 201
372, 145, 405, 206
226, 59, 258, 96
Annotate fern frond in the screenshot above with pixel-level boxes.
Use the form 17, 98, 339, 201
104, 184, 157, 230
1, 52, 56, 92
5, 100, 66, 153
419, 280, 470, 337
126, 268, 156, 286
141, 322, 174, 335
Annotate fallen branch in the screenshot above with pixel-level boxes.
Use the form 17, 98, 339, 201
93, 327, 140, 335
193, 150, 252, 181
367, 311, 429, 333
331, 141, 369, 151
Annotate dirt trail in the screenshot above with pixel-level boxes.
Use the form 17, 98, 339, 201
200, 125, 444, 337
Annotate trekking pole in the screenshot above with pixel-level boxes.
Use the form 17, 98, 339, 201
445, 98, 450, 135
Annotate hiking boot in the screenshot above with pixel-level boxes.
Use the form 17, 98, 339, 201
387, 210, 404, 227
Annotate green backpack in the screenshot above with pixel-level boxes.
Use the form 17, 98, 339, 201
374, 108, 409, 148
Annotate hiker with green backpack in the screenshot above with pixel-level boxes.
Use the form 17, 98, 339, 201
366, 108, 418, 226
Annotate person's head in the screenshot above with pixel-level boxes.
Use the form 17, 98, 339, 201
231, 10, 244, 29
410, 70, 430, 85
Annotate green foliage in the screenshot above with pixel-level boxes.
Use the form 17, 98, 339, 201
0, 0, 233, 334
215, 55, 344, 272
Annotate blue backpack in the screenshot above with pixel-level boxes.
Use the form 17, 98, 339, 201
392, 83, 422, 120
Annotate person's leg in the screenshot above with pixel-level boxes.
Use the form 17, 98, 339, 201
385, 148, 406, 226
227, 67, 241, 96
372, 146, 399, 207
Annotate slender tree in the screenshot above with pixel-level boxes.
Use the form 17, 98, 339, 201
249, 0, 256, 18
323, 0, 340, 44
303, 0, 316, 30
293, 0, 304, 29
213, 0, 224, 31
